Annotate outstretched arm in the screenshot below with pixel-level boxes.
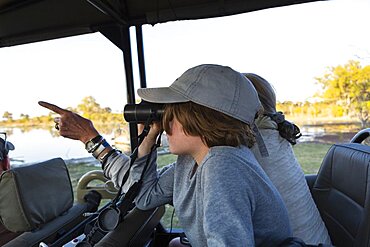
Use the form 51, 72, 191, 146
38, 101, 161, 159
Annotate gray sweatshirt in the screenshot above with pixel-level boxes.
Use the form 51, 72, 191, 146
252, 116, 332, 245
104, 145, 291, 247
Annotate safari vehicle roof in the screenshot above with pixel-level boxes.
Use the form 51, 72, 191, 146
0, 0, 325, 148
0, 0, 324, 48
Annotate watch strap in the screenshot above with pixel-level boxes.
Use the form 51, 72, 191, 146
92, 139, 111, 159
91, 135, 103, 143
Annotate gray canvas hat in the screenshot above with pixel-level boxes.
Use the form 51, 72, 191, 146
138, 64, 262, 124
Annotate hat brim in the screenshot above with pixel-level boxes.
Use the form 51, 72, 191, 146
138, 87, 190, 104
6, 141, 14, 151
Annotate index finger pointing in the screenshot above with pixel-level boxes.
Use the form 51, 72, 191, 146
38, 101, 68, 115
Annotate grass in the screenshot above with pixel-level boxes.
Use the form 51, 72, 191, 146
66, 142, 333, 229
157, 153, 177, 167
293, 143, 332, 174
66, 161, 101, 201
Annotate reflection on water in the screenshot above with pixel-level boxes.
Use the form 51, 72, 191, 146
0, 123, 365, 165
298, 123, 361, 143
0, 126, 128, 165
2, 128, 91, 166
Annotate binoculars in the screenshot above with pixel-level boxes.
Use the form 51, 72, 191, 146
123, 101, 164, 123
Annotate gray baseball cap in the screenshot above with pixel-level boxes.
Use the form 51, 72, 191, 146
138, 64, 262, 124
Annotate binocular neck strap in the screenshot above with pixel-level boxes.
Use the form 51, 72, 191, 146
112, 114, 162, 205
81, 115, 163, 245
115, 130, 162, 217
110, 116, 151, 205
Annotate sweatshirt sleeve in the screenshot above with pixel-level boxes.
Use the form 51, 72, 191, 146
103, 151, 175, 210
201, 157, 256, 246
103, 151, 131, 189
135, 160, 175, 210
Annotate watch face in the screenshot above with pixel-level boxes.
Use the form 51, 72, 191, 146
85, 141, 95, 151
85, 135, 103, 152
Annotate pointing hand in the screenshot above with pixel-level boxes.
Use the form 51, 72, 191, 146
38, 101, 99, 143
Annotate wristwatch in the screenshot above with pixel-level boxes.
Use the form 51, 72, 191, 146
85, 135, 104, 153
92, 139, 111, 159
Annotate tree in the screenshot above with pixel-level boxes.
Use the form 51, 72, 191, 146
2, 111, 13, 122
20, 113, 30, 120
75, 96, 123, 124
316, 60, 370, 127
76, 96, 102, 116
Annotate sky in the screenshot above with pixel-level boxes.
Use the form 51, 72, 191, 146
0, 0, 369, 118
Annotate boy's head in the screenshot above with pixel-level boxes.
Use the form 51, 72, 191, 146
163, 102, 256, 148
138, 64, 262, 126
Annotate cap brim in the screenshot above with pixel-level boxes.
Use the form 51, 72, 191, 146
6, 141, 15, 151
138, 87, 190, 103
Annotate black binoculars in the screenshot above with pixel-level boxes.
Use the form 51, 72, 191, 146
123, 101, 164, 123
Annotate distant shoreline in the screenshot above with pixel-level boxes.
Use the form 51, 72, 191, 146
0, 117, 362, 128
286, 116, 361, 126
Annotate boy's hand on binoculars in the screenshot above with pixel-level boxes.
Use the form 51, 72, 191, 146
138, 122, 161, 158
38, 101, 99, 143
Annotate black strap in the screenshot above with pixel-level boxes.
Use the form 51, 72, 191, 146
265, 112, 302, 145
116, 130, 162, 217
253, 124, 269, 157
82, 114, 163, 245
111, 115, 154, 205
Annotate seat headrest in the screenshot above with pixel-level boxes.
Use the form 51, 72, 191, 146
0, 158, 73, 232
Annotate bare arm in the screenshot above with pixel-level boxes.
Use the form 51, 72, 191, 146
38, 101, 162, 158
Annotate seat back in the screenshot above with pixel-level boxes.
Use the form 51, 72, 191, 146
0, 158, 73, 232
0, 158, 101, 247
313, 143, 370, 247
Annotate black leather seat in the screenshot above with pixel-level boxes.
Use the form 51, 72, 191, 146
94, 206, 165, 247
312, 143, 370, 247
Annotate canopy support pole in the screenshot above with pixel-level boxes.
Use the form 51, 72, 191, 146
136, 25, 147, 89
87, 0, 148, 151
121, 26, 138, 150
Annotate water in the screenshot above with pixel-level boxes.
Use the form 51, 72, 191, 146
1, 123, 364, 165
3, 128, 91, 165
298, 123, 361, 144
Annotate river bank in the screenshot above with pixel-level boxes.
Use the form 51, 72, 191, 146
2, 121, 366, 166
